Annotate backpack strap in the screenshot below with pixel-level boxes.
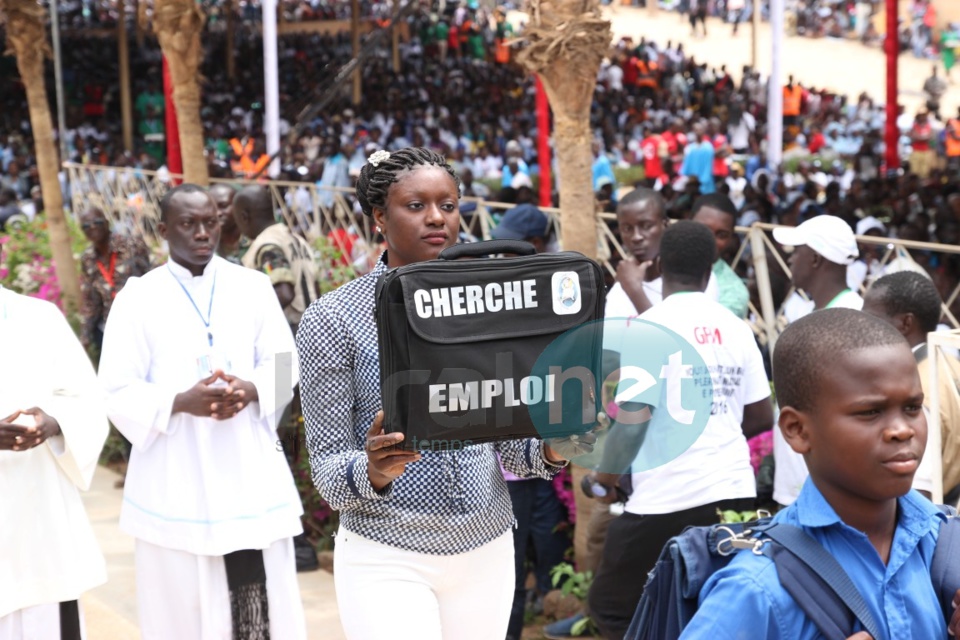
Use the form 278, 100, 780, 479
932, 505, 960, 622
762, 522, 885, 640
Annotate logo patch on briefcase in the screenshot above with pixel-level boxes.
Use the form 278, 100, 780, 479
552, 271, 581, 315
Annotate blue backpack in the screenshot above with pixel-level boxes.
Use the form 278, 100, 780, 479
625, 507, 960, 640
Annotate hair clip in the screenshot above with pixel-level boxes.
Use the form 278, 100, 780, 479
368, 150, 391, 167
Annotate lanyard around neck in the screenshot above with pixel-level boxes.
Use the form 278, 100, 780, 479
825, 288, 851, 309
97, 252, 118, 298
168, 264, 217, 347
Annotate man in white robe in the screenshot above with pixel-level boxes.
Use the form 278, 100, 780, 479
98, 184, 307, 639
0, 283, 108, 640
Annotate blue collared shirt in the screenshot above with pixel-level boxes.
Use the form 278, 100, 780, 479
680, 480, 948, 640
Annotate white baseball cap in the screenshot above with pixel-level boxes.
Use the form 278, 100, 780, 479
772, 215, 858, 266
855, 216, 886, 237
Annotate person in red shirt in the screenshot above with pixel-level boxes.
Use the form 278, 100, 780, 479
909, 110, 936, 179
709, 120, 730, 181
448, 23, 461, 58
641, 127, 667, 187
623, 53, 639, 92
661, 120, 687, 166
808, 125, 827, 154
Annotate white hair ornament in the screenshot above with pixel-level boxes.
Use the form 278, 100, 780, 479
368, 150, 391, 167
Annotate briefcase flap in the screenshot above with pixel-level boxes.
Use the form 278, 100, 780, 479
396, 257, 602, 344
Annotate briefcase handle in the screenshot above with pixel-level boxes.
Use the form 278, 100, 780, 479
438, 240, 536, 260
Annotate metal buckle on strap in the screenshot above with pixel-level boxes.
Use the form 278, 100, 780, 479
716, 526, 769, 557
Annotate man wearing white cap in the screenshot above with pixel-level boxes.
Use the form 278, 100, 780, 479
772, 215, 863, 507
774, 215, 863, 324
848, 216, 888, 293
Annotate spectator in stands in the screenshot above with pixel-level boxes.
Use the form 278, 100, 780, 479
692, 194, 750, 318
210, 183, 246, 264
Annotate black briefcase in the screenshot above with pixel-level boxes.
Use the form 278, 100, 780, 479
375, 240, 606, 451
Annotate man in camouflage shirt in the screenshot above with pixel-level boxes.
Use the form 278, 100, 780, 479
79, 207, 152, 354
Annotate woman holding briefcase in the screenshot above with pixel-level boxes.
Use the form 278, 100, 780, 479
296, 147, 570, 640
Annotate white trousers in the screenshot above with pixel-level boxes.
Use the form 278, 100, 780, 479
134, 538, 306, 640
0, 602, 85, 640
334, 527, 514, 640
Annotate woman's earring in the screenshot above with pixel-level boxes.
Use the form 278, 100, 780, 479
376, 225, 383, 234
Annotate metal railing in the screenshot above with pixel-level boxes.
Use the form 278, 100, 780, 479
64, 162, 960, 349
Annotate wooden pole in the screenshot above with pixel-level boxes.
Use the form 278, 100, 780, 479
392, 0, 400, 73
154, 0, 208, 185
118, 1, 134, 152
134, 0, 144, 48
751, 0, 759, 69
4, 0, 81, 312
351, 0, 361, 105
750, 226, 778, 352
928, 335, 946, 505
226, 0, 236, 80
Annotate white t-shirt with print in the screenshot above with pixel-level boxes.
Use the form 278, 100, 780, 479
605, 274, 720, 318
614, 292, 770, 515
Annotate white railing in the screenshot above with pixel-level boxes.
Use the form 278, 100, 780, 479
64, 162, 960, 348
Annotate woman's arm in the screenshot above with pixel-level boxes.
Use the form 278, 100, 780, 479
298, 297, 397, 509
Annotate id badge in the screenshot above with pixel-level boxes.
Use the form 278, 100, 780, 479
196, 353, 233, 387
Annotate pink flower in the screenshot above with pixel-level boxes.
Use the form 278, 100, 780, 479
606, 400, 619, 420
552, 468, 577, 523
748, 431, 773, 474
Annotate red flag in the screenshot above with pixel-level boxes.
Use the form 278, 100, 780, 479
163, 56, 182, 182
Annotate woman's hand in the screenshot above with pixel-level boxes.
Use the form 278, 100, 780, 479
366, 411, 421, 492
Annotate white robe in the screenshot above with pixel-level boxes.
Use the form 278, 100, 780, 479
0, 287, 108, 620
98, 257, 303, 555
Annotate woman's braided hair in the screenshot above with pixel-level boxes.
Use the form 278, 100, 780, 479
355, 146, 461, 217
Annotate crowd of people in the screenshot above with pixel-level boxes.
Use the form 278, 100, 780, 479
8, 148, 960, 640
7, 2, 960, 639
56, 0, 397, 29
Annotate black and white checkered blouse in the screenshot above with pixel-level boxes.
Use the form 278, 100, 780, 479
297, 254, 563, 556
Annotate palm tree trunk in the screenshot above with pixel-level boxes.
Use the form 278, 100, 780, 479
516, 1, 611, 260
153, 0, 208, 185
2, 0, 81, 313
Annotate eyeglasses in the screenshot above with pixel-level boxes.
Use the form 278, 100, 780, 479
81, 220, 107, 231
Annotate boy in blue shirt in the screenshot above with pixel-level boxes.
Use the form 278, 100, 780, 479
681, 308, 960, 640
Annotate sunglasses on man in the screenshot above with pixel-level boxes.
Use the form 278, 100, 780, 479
81, 219, 107, 231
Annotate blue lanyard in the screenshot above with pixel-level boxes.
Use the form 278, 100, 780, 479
168, 264, 217, 346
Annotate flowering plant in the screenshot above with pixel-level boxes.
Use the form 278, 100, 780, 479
0, 218, 85, 316
553, 467, 576, 523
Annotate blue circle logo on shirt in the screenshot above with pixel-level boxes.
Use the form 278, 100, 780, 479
528, 317, 713, 473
